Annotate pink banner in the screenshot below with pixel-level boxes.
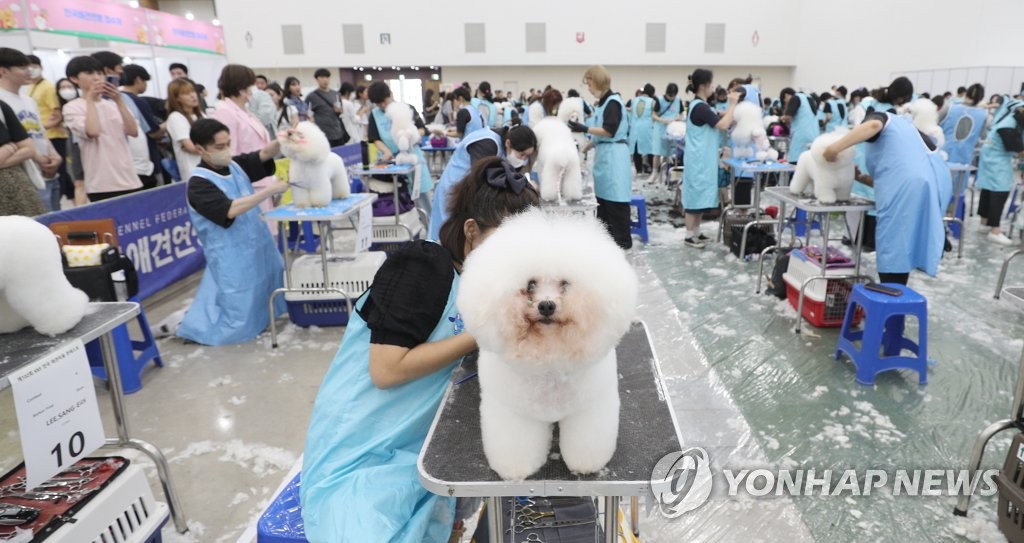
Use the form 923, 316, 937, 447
144, 10, 224, 54
22, 0, 149, 43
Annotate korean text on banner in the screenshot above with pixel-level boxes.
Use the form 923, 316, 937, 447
22, 0, 149, 44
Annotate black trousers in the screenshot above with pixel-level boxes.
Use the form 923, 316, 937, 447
138, 173, 158, 190
978, 189, 1010, 228
51, 137, 73, 199
88, 187, 144, 202
878, 272, 909, 286
596, 197, 632, 249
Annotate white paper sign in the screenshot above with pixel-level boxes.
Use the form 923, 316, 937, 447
9, 340, 105, 489
355, 204, 373, 253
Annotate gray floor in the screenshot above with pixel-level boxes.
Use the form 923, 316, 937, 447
1, 178, 1021, 542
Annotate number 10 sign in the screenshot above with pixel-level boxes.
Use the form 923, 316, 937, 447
9, 340, 105, 489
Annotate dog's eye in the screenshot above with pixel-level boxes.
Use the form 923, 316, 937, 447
526, 279, 536, 293
559, 280, 570, 293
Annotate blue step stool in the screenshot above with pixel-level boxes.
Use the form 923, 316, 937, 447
258, 472, 308, 543
834, 283, 928, 385
630, 194, 649, 244
84, 298, 162, 394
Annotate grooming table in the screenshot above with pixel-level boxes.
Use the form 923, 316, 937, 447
718, 159, 795, 257
422, 145, 456, 176
956, 286, 1024, 516
262, 193, 378, 347
418, 321, 682, 542
758, 187, 875, 332
0, 302, 187, 533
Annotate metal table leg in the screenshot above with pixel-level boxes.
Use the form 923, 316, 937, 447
953, 418, 1020, 515
994, 249, 1024, 299
487, 497, 503, 542
99, 333, 188, 533
603, 496, 620, 543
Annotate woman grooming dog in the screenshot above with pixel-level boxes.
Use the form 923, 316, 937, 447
567, 65, 634, 249
301, 156, 540, 543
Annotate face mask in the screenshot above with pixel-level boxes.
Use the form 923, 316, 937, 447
205, 148, 232, 167
59, 88, 78, 101
507, 153, 527, 168
27, 67, 40, 79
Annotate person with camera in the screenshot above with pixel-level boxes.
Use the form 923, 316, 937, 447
62, 55, 141, 203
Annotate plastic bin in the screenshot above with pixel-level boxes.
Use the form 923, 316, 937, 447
785, 248, 856, 300
783, 272, 861, 328
996, 432, 1024, 542
49, 462, 168, 543
285, 252, 386, 327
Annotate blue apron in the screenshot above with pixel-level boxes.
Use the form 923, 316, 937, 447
471, 97, 498, 128
683, 98, 720, 211
373, 106, 433, 194
428, 129, 503, 240
592, 93, 631, 202
789, 93, 818, 162
460, 104, 484, 137
628, 96, 656, 155
742, 84, 761, 108
653, 96, 681, 157
940, 103, 987, 166
301, 271, 462, 543
976, 110, 1018, 192
177, 163, 285, 346
866, 113, 952, 276
825, 98, 848, 132
502, 105, 515, 126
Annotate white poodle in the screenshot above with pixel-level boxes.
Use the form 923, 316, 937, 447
457, 210, 639, 480
278, 121, 350, 207
532, 117, 584, 202
666, 121, 686, 140
730, 101, 777, 161
385, 101, 421, 166
0, 216, 89, 336
557, 97, 589, 154
789, 130, 856, 204
904, 98, 946, 149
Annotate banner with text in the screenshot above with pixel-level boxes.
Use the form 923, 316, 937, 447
145, 10, 224, 54
36, 183, 206, 301
16, 0, 149, 43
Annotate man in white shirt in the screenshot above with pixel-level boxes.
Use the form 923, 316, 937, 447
0, 47, 61, 211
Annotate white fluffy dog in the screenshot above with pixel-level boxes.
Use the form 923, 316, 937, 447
386, 101, 421, 165
532, 117, 584, 202
666, 120, 686, 140
458, 210, 639, 480
905, 98, 946, 149
557, 97, 589, 153
789, 130, 856, 203
0, 216, 89, 336
731, 101, 777, 161
278, 121, 350, 207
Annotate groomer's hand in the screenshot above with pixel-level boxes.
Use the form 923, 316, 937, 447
567, 120, 588, 133
264, 178, 290, 197
823, 145, 839, 163
727, 91, 741, 105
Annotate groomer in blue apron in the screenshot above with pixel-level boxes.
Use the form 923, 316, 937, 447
177, 118, 288, 346
681, 68, 738, 249
447, 86, 483, 138
367, 81, 434, 210
824, 79, 952, 285
428, 124, 536, 240
940, 83, 988, 238
824, 87, 849, 133
651, 83, 681, 183
470, 81, 498, 129
780, 87, 819, 162
568, 65, 633, 249
975, 97, 1024, 245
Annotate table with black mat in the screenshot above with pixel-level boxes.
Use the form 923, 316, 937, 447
418, 321, 682, 542
0, 302, 187, 533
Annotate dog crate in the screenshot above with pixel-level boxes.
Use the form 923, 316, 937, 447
997, 432, 1024, 542
48, 463, 168, 543
783, 248, 861, 328
285, 252, 386, 327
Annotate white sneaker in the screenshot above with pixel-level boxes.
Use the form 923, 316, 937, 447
988, 232, 1014, 245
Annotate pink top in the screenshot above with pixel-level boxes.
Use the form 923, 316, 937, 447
63, 97, 143, 194
212, 98, 269, 154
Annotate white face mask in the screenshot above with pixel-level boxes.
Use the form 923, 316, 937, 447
59, 88, 78, 101
27, 67, 40, 79
507, 153, 527, 168
205, 148, 232, 167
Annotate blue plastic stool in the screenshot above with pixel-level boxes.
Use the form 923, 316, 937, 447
629, 194, 649, 244
792, 209, 821, 237
834, 283, 928, 385
84, 299, 162, 394
258, 473, 308, 543
285, 222, 320, 253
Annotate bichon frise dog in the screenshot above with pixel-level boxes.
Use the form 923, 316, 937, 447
557, 97, 589, 154
458, 210, 639, 480
278, 121, 350, 207
0, 216, 89, 336
385, 101, 421, 166
532, 117, 584, 202
666, 120, 686, 140
789, 130, 856, 204
904, 97, 946, 150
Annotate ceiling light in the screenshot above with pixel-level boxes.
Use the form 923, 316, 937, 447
398, 74, 405, 80
431, 74, 439, 81
128, 1, 139, 8
123, 56, 133, 63
212, 19, 221, 26
364, 74, 372, 81
184, 11, 194, 20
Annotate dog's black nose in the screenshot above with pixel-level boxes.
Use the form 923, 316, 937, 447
537, 300, 556, 317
